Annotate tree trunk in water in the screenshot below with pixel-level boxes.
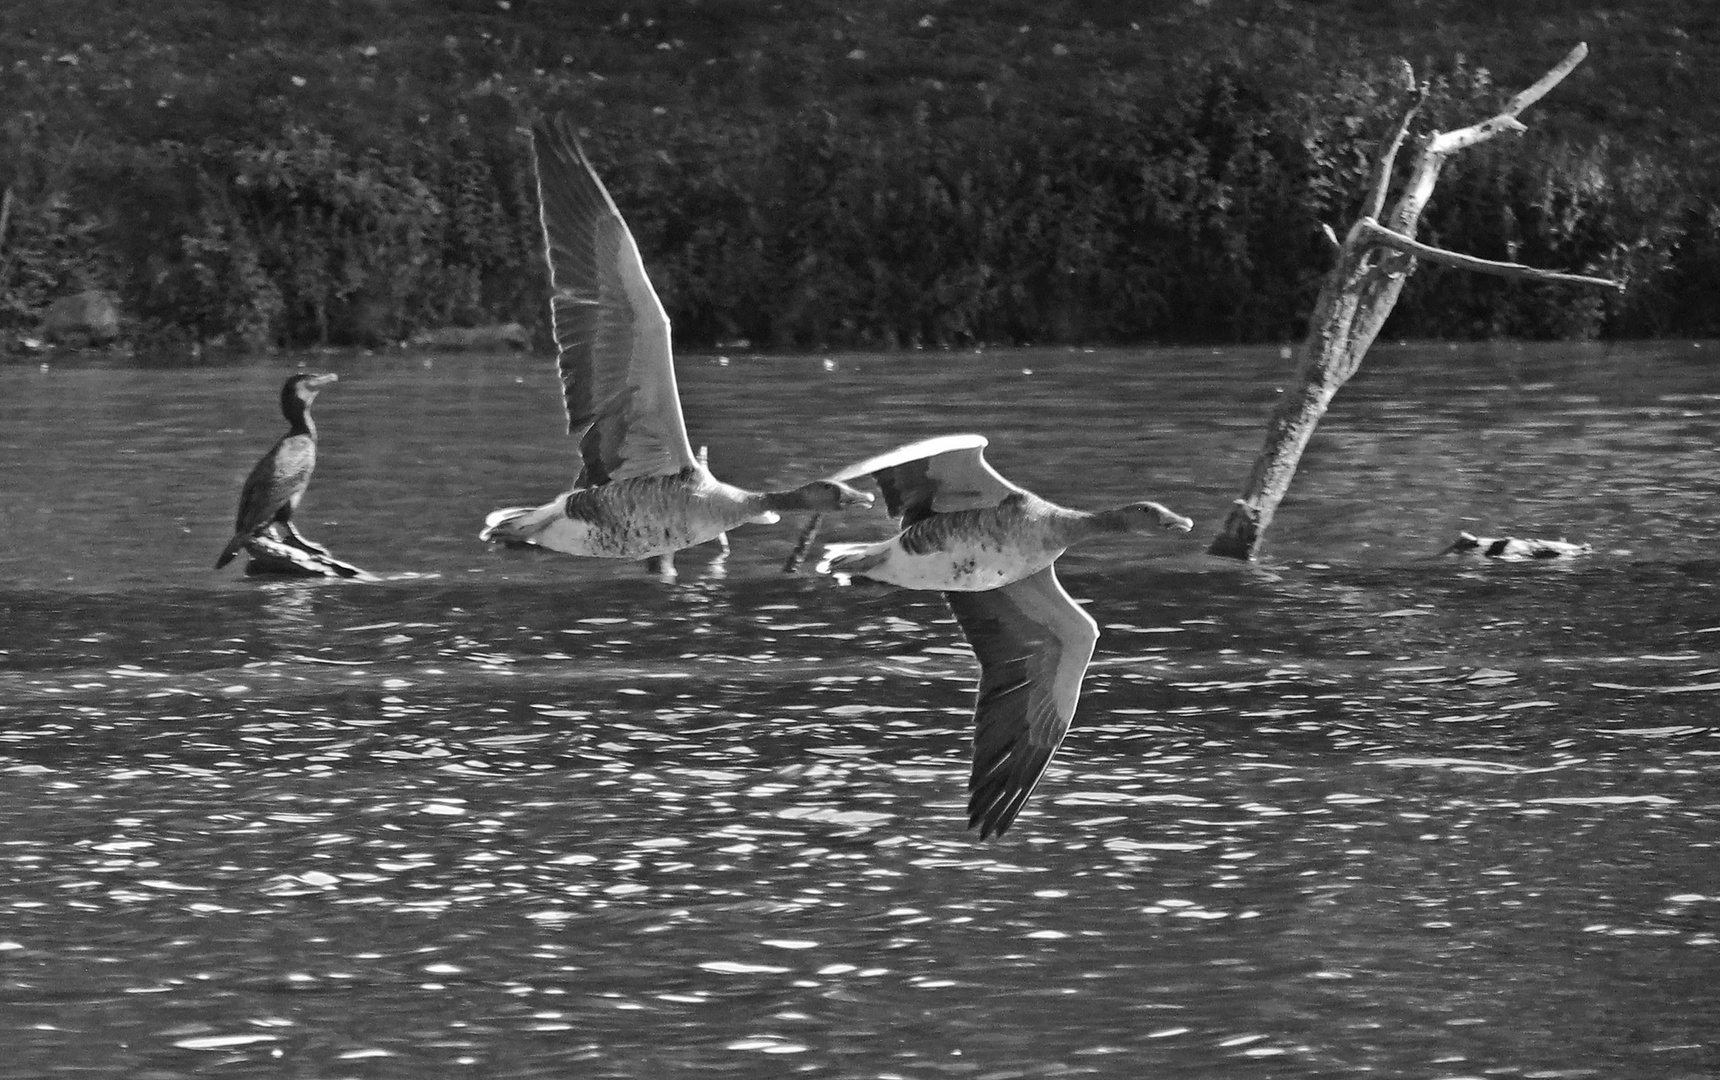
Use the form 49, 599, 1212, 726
1208, 44, 1621, 561
1208, 238, 1413, 558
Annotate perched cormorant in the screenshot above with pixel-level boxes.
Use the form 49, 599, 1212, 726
215, 372, 339, 570
820, 434, 1193, 838
479, 116, 872, 565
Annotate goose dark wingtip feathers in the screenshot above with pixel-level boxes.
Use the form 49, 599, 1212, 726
817, 434, 1197, 837
968, 749, 1053, 839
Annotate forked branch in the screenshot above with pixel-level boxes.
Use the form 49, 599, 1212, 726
1434, 42, 1590, 155
1209, 43, 1617, 562
1395, 44, 1590, 225
1361, 61, 1426, 222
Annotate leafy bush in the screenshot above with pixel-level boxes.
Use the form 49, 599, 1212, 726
1, 3, 1715, 349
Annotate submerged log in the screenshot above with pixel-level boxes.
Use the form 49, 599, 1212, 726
1209, 45, 1623, 561
244, 534, 372, 579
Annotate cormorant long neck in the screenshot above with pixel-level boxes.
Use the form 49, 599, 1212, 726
282, 393, 315, 438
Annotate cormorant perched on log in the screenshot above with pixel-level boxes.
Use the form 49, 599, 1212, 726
215, 372, 339, 570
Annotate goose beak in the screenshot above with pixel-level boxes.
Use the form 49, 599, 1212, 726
305, 373, 339, 390
1149, 503, 1194, 532
836, 484, 875, 510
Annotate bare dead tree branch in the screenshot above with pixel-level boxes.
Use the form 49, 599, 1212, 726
1356, 218, 1624, 291
1209, 44, 1611, 562
1361, 63, 1426, 222
1456, 41, 1589, 149
1393, 44, 1588, 229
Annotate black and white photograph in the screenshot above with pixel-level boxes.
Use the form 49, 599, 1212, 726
2, 1, 1717, 1076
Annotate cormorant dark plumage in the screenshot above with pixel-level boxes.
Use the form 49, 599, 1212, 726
215, 372, 339, 570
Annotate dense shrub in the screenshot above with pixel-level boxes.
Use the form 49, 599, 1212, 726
1, 2, 1716, 349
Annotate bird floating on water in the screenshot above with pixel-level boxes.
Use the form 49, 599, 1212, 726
480, 117, 872, 569
1442, 530, 1591, 561
820, 433, 1193, 838
215, 372, 353, 574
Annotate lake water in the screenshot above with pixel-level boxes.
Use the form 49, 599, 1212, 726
1, 341, 1717, 1078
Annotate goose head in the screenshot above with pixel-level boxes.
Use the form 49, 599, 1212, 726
1096, 501, 1194, 535
769, 480, 875, 512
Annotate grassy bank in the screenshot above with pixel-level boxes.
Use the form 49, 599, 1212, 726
3, 0, 1718, 350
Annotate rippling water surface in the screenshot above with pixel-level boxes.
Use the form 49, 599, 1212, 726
1, 342, 1718, 1078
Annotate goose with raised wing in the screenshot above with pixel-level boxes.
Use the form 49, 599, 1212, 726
821, 434, 1192, 837
480, 117, 872, 563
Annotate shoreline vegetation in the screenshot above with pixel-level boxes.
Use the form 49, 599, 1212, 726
3, 0, 1718, 354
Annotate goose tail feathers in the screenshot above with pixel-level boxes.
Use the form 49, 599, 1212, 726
817, 541, 889, 576
480, 500, 561, 544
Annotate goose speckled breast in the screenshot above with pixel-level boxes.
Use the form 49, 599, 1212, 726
546, 470, 775, 559
877, 493, 1079, 591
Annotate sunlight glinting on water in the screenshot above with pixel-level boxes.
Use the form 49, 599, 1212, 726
2, 345, 1718, 1074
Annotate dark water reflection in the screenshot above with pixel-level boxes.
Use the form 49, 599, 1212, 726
1, 343, 1718, 1077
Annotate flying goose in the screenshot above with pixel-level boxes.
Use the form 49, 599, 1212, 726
481, 117, 872, 564
822, 434, 1192, 836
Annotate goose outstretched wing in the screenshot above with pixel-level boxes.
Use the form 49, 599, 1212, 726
832, 434, 1022, 527
945, 566, 1098, 838
530, 116, 697, 485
